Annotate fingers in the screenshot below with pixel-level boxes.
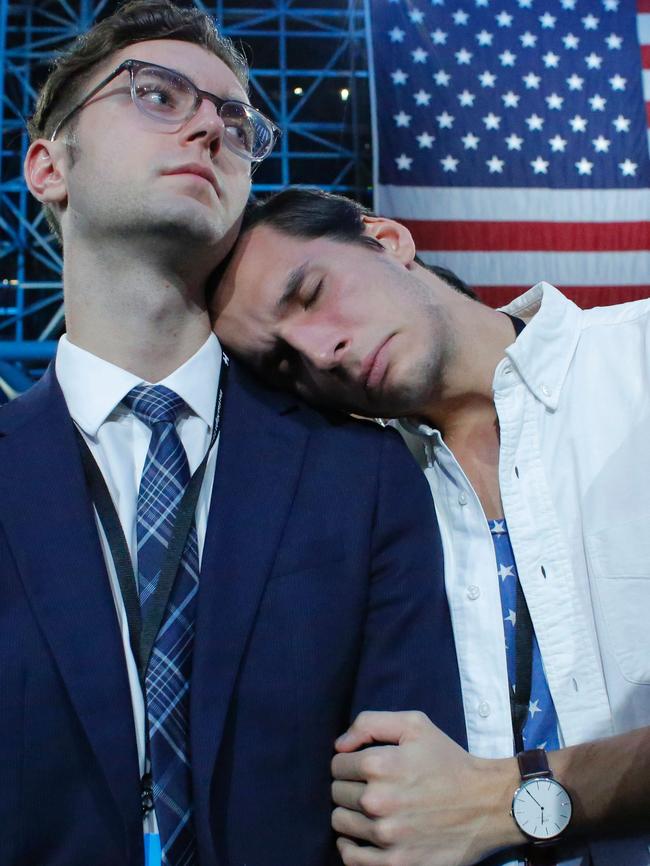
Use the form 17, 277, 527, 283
332, 744, 398, 782
332, 780, 365, 810
335, 710, 432, 753
337, 837, 386, 866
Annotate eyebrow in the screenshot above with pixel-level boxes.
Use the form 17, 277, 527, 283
276, 263, 308, 310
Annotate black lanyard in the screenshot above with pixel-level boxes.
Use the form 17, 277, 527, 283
501, 314, 534, 754
75, 353, 229, 690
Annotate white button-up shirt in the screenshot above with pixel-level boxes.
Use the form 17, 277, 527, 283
399, 282, 650, 865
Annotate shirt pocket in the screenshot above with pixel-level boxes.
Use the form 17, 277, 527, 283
585, 514, 650, 685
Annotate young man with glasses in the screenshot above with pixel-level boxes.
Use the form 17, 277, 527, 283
213, 187, 650, 866
0, 5, 465, 865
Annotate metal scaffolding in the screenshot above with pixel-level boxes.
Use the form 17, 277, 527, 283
0, 0, 370, 373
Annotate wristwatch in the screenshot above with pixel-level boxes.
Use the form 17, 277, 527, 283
511, 749, 573, 845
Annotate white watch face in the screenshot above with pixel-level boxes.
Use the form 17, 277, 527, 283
512, 777, 572, 841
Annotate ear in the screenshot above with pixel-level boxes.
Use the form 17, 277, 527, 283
360, 215, 416, 266
23, 139, 68, 205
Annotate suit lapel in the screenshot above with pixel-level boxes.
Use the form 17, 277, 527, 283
0, 369, 141, 836
191, 362, 308, 851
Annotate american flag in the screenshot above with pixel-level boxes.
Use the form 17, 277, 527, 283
367, 0, 650, 307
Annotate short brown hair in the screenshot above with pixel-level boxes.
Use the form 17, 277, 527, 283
30, 0, 248, 142
29, 0, 249, 240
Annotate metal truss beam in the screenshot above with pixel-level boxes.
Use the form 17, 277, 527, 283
0, 0, 370, 373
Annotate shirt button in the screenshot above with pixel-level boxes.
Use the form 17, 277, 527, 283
458, 491, 468, 506
478, 701, 491, 718
467, 584, 481, 600
541, 384, 551, 397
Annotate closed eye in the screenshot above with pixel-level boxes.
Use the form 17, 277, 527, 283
302, 279, 323, 310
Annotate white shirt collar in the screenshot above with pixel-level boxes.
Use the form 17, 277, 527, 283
401, 281, 580, 437
56, 332, 222, 437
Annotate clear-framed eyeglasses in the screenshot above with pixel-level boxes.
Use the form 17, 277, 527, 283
49, 59, 281, 162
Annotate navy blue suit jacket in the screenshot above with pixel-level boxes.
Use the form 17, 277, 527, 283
0, 359, 466, 866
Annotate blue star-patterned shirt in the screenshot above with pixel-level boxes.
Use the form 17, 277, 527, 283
489, 518, 560, 753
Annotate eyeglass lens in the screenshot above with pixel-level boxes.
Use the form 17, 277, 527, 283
132, 65, 272, 160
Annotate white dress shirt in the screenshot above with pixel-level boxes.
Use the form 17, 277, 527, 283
55, 333, 222, 797
398, 283, 650, 866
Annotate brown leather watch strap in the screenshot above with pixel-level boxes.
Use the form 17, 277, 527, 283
517, 748, 551, 780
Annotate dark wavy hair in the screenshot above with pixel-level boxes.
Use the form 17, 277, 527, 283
239, 187, 478, 299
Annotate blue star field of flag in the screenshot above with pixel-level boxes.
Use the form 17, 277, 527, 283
372, 0, 650, 188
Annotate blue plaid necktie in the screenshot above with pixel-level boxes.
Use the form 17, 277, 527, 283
124, 384, 198, 866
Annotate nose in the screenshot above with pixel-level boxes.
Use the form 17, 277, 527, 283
285, 320, 350, 372
180, 98, 225, 156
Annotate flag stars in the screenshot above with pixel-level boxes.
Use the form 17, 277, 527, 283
609, 74, 626, 91
462, 131, 481, 149
546, 92, 564, 110
605, 33, 622, 49
523, 71, 541, 89
561, 0, 577, 8
389, 27, 405, 43
549, 134, 567, 152
525, 113, 544, 130
518, 0, 533, 7
412, 47, 428, 63
453, 9, 470, 24
542, 51, 560, 68
475, 0, 489, 6
393, 111, 412, 128
395, 153, 413, 171
566, 73, 584, 91
585, 52, 603, 69
575, 157, 594, 175
496, 10, 513, 26
539, 12, 557, 28
504, 608, 517, 626
499, 49, 517, 66
479, 69, 498, 87
592, 135, 610, 152
477, 29, 494, 45
603, 0, 619, 8
563, 33, 579, 49
531, 155, 550, 174
409, 8, 425, 23
589, 93, 606, 111
529, 699, 542, 718
391, 69, 408, 85
431, 28, 448, 44
436, 110, 455, 128
455, 47, 474, 63
487, 155, 505, 173
520, 31, 537, 47
502, 90, 520, 107
619, 158, 637, 176
483, 112, 502, 129
434, 69, 452, 86
416, 131, 436, 148
458, 89, 476, 106
569, 114, 588, 132
441, 154, 460, 171
505, 132, 523, 150
582, 14, 599, 29
612, 114, 630, 132
414, 89, 432, 105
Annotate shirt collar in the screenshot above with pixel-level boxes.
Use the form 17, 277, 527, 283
499, 281, 581, 410
55, 332, 222, 437
400, 282, 581, 436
